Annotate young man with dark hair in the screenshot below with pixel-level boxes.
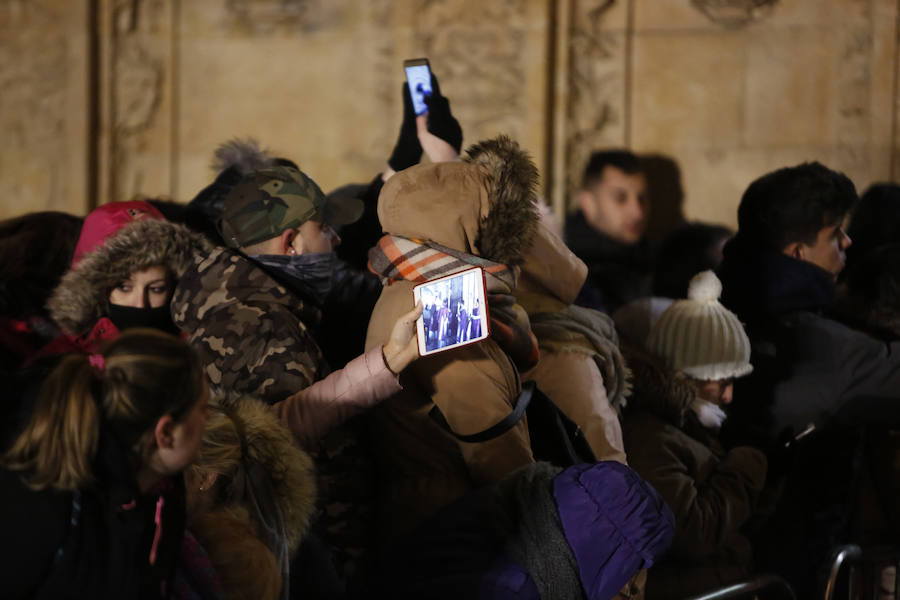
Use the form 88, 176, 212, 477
717, 161, 899, 445
565, 150, 651, 314
716, 161, 900, 597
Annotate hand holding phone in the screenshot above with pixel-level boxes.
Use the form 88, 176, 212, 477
404, 58, 433, 116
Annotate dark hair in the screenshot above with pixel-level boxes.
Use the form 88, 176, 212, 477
581, 150, 642, 189
737, 161, 857, 251
0, 211, 83, 319
840, 242, 900, 338
653, 222, 733, 298
3, 329, 203, 490
845, 183, 900, 271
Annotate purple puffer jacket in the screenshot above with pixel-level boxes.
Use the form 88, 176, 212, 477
376, 461, 675, 600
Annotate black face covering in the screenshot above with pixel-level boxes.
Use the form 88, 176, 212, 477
107, 304, 179, 335
252, 251, 338, 306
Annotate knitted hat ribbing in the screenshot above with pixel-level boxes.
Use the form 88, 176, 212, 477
646, 270, 752, 381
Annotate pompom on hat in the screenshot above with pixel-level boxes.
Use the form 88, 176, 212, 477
646, 270, 752, 381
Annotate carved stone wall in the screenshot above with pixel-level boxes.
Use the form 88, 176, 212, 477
2, 0, 898, 227
561, 0, 629, 212
0, 0, 89, 216
626, 0, 898, 231
98, 0, 175, 205
172, 0, 549, 201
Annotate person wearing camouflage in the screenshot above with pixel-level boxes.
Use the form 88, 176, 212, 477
171, 165, 420, 412
171, 164, 422, 594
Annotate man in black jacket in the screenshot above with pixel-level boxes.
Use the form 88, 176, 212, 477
716, 161, 900, 597
565, 150, 651, 314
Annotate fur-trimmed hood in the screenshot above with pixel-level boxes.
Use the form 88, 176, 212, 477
47, 219, 213, 335
624, 348, 696, 428
196, 394, 317, 555
377, 135, 540, 265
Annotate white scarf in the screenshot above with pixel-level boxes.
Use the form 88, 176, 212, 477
690, 398, 728, 430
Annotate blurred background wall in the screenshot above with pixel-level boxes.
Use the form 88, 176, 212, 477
2, 0, 898, 236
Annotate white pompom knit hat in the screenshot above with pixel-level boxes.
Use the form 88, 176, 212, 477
646, 270, 753, 381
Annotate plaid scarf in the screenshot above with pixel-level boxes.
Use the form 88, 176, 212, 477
368, 235, 538, 370
368, 235, 516, 291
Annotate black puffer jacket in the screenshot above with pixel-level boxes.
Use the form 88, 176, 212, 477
1, 434, 186, 600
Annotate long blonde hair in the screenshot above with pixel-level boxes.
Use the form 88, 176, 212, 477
3, 328, 203, 491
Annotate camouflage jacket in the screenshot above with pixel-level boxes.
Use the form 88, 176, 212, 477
172, 246, 326, 404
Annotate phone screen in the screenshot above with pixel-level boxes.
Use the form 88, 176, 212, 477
413, 266, 490, 357
404, 62, 432, 116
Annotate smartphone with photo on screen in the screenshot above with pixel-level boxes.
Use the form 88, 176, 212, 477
413, 266, 490, 357
403, 57, 432, 116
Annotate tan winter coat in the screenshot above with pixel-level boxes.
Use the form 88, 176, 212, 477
365, 137, 540, 541
515, 219, 629, 464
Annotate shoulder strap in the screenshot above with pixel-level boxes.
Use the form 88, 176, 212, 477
428, 382, 534, 443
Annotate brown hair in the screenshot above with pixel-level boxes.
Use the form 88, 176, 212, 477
3, 328, 203, 491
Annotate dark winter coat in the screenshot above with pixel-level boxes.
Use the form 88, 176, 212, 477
622, 353, 767, 599
718, 235, 900, 598
1, 435, 186, 600
717, 236, 900, 450
565, 211, 652, 314
376, 462, 674, 600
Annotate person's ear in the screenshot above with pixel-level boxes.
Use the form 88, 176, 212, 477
280, 228, 298, 255
782, 241, 804, 261
154, 415, 176, 450
198, 470, 218, 492
577, 189, 596, 221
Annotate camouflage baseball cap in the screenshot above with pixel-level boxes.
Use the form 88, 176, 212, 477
219, 165, 363, 248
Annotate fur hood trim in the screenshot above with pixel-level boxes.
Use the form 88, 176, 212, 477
47, 219, 213, 334
203, 395, 317, 554
378, 135, 539, 266
463, 135, 540, 266
624, 348, 696, 427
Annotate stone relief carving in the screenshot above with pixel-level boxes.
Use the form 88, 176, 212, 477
690, 0, 778, 29
565, 0, 624, 205
413, 0, 529, 146
0, 0, 67, 207
107, 0, 168, 202
223, 0, 339, 35
834, 1, 873, 185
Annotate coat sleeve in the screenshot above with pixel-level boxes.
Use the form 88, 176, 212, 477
272, 346, 401, 449
770, 314, 900, 435
630, 426, 767, 560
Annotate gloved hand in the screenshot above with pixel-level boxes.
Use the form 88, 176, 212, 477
488, 293, 539, 371
423, 73, 463, 153
387, 83, 423, 172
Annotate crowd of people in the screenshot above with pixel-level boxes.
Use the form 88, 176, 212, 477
1, 69, 898, 600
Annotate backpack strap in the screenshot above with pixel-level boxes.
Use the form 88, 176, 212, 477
428, 382, 535, 443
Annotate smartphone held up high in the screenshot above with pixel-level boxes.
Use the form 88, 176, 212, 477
404, 58, 432, 116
